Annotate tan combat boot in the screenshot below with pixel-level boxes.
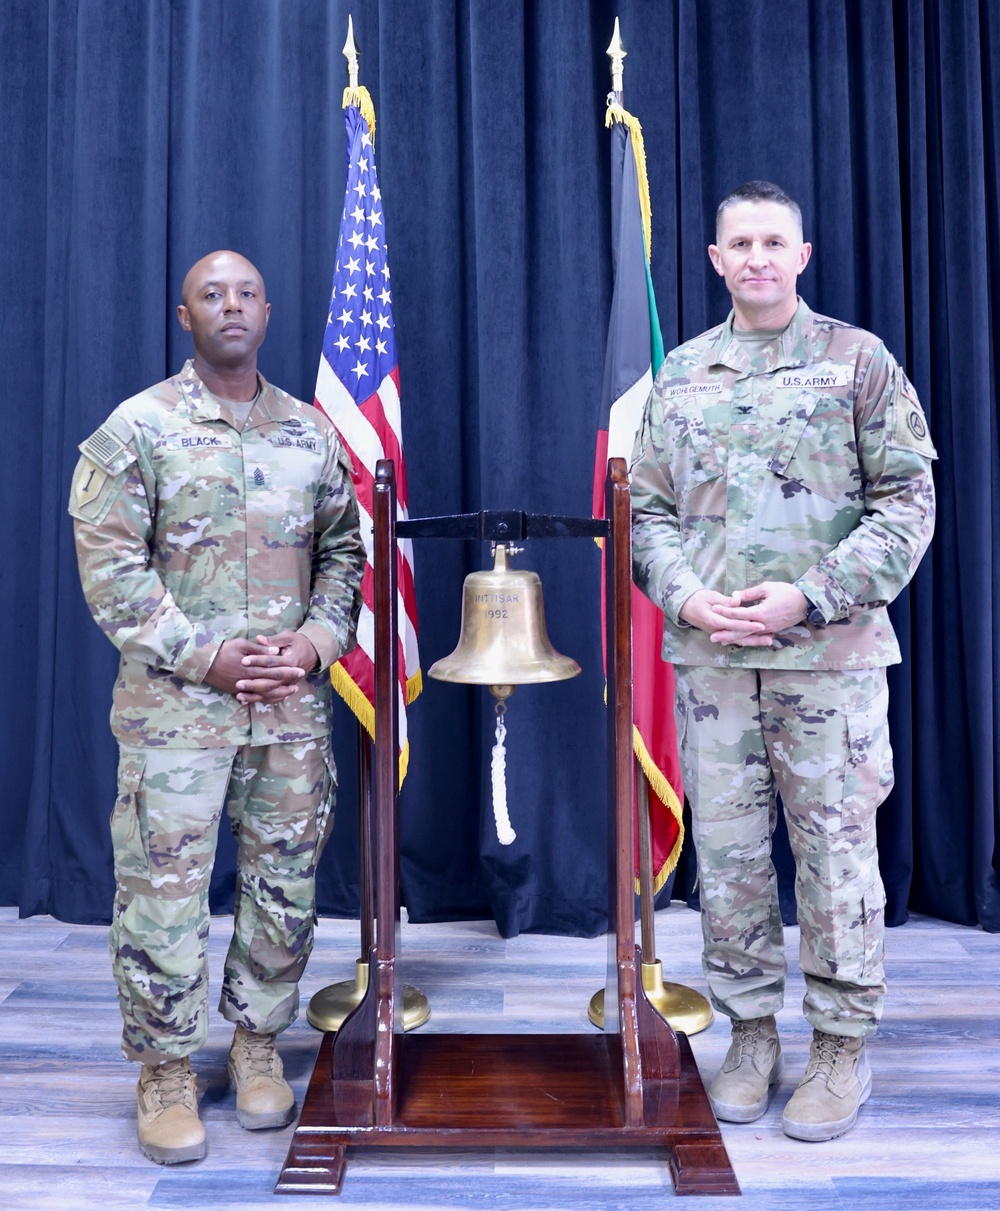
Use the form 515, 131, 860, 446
227, 1023, 296, 1130
782, 1030, 871, 1142
708, 1014, 782, 1123
136, 1057, 206, 1164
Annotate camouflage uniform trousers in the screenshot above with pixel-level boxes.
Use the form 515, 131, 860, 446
675, 664, 893, 1038
109, 736, 336, 1063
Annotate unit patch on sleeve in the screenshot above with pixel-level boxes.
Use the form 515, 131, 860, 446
68, 455, 133, 524
889, 371, 938, 459
71, 458, 109, 510
69, 419, 139, 524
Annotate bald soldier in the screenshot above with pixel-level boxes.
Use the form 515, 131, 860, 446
69, 252, 364, 1163
630, 183, 936, 1141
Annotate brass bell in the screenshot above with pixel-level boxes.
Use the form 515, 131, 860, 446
429, 543, 581, 696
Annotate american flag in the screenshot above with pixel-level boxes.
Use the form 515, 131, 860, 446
315, 95, 421, 782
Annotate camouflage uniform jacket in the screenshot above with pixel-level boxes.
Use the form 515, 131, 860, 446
69, 360, 365, 746
630, 299, 936, 669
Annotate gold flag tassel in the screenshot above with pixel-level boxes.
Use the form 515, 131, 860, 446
605, 102, 652, 260
342, 85, 377, 141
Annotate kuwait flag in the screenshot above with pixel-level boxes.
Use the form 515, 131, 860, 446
593, 102, 683, 891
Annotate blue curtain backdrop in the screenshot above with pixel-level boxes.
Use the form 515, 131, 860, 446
2, 0, 997, 936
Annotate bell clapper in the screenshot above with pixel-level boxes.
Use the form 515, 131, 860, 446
489, 685, 516, 845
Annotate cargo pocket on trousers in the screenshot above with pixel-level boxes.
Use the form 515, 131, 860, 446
315, 745, 338, 859
246, 742, 336, 986
859, 877, 887, 982
844, 682, 894, 827
834, 875, 887, 985
110, 751, 150, 888
248, 916, 311, 984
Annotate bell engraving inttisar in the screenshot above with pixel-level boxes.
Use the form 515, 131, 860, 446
428, 543, 581, 691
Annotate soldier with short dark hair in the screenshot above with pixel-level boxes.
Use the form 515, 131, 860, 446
69, 251, 364, 1164
630, 183, 936, 1141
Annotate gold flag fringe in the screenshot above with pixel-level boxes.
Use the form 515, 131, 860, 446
330, 662, 375, 739
343, 85, 376, 143
602, 681, 686, 893
330, 662, 411, 785
632, 723, 685, 895
405, 667, 423, 706
605, 102, 652, 260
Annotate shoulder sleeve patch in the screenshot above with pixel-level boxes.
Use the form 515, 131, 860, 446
69, 419, 139, 523
888, 371, 938, 460
79, 419, 138, 476
70, 457, 109, 510
68, 456, 131, 523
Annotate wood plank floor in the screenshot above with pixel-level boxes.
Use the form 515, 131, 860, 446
1, 904, 998, 1209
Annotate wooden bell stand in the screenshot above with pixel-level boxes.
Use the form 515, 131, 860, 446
276, 458, 739, 1197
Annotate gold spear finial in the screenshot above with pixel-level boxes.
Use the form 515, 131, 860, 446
343, 14, 360, 90
607, 17, 626, 96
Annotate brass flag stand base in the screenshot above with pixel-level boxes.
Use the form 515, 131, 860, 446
588, 962, 712, 1036
587, 763, 714, 1038
306, 706, 431, 1039
308, 960, 431, 1033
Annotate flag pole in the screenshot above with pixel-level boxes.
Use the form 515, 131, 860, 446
343, 11, 359, 89
587, 18, 711, 1036
307, 15, 429, 1034
608, 14, 625, 100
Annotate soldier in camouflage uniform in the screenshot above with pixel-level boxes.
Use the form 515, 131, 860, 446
630, 183, 935, 1142
68, 251, 364, 1164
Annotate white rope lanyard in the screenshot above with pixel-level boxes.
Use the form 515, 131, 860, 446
490, 701, 515, 845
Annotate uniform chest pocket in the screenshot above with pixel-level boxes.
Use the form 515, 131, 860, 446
671, 408, 725, 497
765, 389, 860, 504
258, 439, 326, 504
152, 436, 241, 521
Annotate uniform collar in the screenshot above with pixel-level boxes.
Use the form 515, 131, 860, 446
175, 359, 280, 428
707, 297, 814, 374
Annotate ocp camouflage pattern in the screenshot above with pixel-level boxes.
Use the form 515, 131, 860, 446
69, 361, 365, 746
675, 664, 891, 1036
110, 739, 335, 1059
630, 300, 936, 669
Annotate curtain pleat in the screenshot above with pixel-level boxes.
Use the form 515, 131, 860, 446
3, 0, 997, 935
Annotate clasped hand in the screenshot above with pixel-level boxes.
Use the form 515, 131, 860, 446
204, 631, 319, 705
679, 583, 808, 646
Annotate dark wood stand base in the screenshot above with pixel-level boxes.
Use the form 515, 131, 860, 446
276, 1030, 739, 1196
276, 466, 740, 1198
